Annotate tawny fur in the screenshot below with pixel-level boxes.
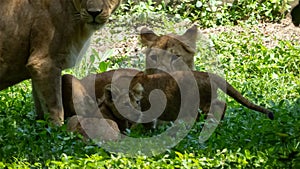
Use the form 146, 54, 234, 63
140, 25, 198, 74
63, 69, 273, 132
129, 71, 274, 122
62, 69, 142, 119
0, 0, 121, 125
62, 71, 143, 140
67, 115, 121, 142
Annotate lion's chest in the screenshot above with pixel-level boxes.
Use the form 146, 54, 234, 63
57, 36, 92, 69
68, 40, 90, 69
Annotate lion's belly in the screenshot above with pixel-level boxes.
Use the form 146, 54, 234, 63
0, 46, 31, 90
0, 31, 32, 90
0, 62, 30, 90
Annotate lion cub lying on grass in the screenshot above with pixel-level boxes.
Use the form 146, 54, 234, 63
62, 69, 273, 140
62, 70, 143, 141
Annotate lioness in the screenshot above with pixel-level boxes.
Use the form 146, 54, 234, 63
140, 26, 198, 74
0, 0, 121, 125
128, 71, 274, 123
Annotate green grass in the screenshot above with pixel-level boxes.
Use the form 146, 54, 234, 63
1, 2, 300, 168
1, 24, 299, 168
119, 0, 290, 28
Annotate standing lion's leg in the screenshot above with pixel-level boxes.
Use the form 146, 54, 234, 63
26, 59, 64, 126
32, 83, 44, 120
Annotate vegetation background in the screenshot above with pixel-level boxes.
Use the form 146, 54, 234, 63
0, 0, 299, 168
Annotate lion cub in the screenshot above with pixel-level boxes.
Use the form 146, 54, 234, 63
140, 25, 198, 74
129, 71, 274, 123
62, 69, 142, 119
140, 26, 200, 128
62, 71, 144, 140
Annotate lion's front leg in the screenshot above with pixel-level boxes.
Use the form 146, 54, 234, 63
26, 58, 64, 126
32, 84, 43, 120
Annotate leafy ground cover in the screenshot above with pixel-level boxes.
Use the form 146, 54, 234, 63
0, 1, 300, 168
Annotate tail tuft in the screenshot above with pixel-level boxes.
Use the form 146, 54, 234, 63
268, 112, 274, 120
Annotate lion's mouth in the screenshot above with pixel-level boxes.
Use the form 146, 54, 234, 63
87, 18, 107, 27
86, 22, 103, 30
88, 22, 101, 26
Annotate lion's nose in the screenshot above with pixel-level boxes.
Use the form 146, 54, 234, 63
87, 9, 103, 19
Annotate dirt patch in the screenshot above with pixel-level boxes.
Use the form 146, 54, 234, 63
200, 18, 300, 48
89, 17, 300, 62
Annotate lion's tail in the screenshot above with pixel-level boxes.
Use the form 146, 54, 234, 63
210, 73, 274, 120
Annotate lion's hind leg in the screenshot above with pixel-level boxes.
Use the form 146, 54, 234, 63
198, 99, 226, 142
208, 99, 227, 120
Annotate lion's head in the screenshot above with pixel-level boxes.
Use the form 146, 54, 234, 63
101, 82, 144, 123
140, 25, 198, 74
72, 0, 122, 29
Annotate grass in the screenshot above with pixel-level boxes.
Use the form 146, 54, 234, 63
1, 2, 300, 168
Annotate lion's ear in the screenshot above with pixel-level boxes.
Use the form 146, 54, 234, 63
140, 27, 159, 47
181, 25, 198, 53
104, 84, 120, 102
131, 83, 144, 100
182, 25, 198, 41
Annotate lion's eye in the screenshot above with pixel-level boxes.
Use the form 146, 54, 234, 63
149, 55, 158, 62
